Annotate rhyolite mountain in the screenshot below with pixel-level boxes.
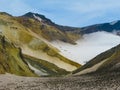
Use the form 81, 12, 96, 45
21, 12, 120, 65
0, 35, 37, 77
21, 12, 81, 44
0, 12, 81, 76
0, 11, 120, 77
0, 34, 71, 77
0, 12, 120, 90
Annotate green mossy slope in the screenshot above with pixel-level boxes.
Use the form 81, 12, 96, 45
73, 44, 120, 74
0, 35, 37, 76
0, 13, 81, 72
24, 55, 70, 76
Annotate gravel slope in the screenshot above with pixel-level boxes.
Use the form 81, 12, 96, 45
0, 73, 120, 90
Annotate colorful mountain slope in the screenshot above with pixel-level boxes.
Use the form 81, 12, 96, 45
18, 12, 80, 44
0, 35, 37, 76
73, 44, 120, 75
0, 12, 81, 76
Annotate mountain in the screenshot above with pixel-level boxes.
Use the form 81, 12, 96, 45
22, 13, 120, 37
0, 35, 37, 77
20, 12, 81, 44
0, 11, 120, 77
14, 12, 120, 65
73, 44, 120, 75
81, 20, 120, 35
0, 11, 120, 90
23, 12, 81, 32
0, 34, 70, 77
0, 12, 81, 76
23, 12, 55, 26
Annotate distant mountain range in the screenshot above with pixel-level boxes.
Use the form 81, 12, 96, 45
81, 20, 120, 35
23, 12, 120, 36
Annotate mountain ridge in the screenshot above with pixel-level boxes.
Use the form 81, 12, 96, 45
16, 12, 81, 44
23, 12, 81, 32
81, 20, 120, 35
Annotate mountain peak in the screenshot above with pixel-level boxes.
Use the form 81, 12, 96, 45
23, 12, 54, 25
0, 12, 12, 16
23, 12, 44, 18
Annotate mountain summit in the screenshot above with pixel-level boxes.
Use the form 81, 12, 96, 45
23, 12, 55, 25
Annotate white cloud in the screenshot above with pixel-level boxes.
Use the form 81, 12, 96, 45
66, 0, 120, 13
52, 31, 120, 64
0, 0, 38, 15
39, 0, 120, 26
0, 0, 120, 26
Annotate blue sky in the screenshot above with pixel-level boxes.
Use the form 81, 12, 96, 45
0, 0, 120, 27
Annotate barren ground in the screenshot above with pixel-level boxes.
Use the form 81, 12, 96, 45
0, 72, 120, 90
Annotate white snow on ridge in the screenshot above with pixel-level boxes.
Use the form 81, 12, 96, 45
0, 29, 2, 33
33, 14, 42, 22
110, 20, 118, 25
51, 31, 120, 65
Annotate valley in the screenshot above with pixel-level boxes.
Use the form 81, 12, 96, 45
0, 11, 120, 90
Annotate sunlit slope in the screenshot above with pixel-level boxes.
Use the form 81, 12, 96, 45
0, 12, 80, 72
73, 44, 120, 75
16, 13, 80, 44
24, 55, 70, 76
0, 34, 70, 76
0, 35, 37, 76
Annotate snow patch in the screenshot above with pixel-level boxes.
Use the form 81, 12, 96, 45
51, 31, 120, 65
0, 29, 2, 33
110, 20, 118, 25
33, 14, 42, 22
27, 62, 48, 76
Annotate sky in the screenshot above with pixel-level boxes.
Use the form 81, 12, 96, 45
0, 0, 120, 27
